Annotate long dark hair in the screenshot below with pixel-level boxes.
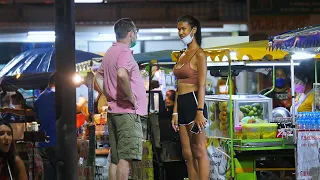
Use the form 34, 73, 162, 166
0, 120, 18, 178
177, 15, 202, 46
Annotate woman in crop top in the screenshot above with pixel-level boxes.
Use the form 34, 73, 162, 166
172, 15, 209, 180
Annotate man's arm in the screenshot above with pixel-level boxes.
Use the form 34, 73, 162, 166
117, 50, 135, 105
117, 68, 135, 106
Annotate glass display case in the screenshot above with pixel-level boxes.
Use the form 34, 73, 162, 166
205, 94, 272, 138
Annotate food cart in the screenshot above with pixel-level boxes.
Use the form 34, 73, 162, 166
172, 40, 319, 180
269, 24, 320, 180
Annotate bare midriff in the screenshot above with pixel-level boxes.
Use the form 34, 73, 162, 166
177, 82, 198, 95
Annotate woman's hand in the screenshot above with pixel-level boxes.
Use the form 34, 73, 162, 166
171, 114, 179, 132
194, 111, 207, 132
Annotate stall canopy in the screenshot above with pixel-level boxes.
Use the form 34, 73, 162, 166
0, 48, 102, 90
76, 50, 177, 73
133, 50, 175, 64
172, 40, 290, 62
268, 24, 320, 52
171, 40, 320, 63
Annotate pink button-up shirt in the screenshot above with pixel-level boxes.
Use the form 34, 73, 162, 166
97, 42, 147, 116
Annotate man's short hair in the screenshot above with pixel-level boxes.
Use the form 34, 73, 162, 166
48, 72, 55, 86
114, 18, 135, 40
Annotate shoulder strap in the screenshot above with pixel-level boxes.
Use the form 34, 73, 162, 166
7, 159, 12, 180
177, 48, 199, 64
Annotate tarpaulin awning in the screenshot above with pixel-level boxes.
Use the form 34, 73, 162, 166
0, 48, 102, 90
268, 24, 320, 53
0, 48, 102, 77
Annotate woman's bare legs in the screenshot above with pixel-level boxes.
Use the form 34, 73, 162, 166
179, 125, 198, 180
191, 123, 210, 180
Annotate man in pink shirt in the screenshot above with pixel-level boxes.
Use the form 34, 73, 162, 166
97, 18, 147, 180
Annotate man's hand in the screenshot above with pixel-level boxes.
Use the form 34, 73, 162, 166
124, 95, 136, 109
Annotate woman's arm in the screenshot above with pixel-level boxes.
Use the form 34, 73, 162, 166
15, 156, 28, 180
196, 51, 207, 110
173, 87, 178, 114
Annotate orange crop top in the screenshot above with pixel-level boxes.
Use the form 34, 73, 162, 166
173, 51, 198, 85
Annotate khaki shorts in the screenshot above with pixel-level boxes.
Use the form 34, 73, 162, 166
108, 113, 143, 164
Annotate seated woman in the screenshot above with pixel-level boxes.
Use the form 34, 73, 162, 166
0, 120, 27, 180
293, 68, 314, 113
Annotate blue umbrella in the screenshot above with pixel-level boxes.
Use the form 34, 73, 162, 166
0, 48, 102, 77
0, 48, 102, 90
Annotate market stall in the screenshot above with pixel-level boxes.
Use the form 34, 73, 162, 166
173, 40, 319, 180
269, 24, 320, 180
74, 38, 320, 180
0, 48, 102, 180
124, 41, 301, 180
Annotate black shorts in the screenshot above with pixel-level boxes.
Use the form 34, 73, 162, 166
177, 91, 208, 126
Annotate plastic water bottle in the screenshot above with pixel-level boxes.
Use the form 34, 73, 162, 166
300, 114, 306, 130
310, 116, 317, 130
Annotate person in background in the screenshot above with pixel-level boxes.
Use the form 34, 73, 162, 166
1, 91, 35, 123
165, 90, 176, 112
34, 72, 56, 180
96, 18, 147, 180
261, 68, 292, 110
0, 120, 27, 180
293, 67, 314, 113
172, 15, 209, 180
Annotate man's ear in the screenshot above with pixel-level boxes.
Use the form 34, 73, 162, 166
128, 31, 135, 39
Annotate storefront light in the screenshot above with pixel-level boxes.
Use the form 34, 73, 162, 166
230, 51, 237, 60
245, 62, 300, 66
74, 0, 103, 3
74, 73, 83, 84
27, 35, 55, 42
28, 31, 55, 35
291, 52, 316, 60
98, 33, 116, 41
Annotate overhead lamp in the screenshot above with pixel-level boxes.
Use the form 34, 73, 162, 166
98, 33, 116, 41
138, 36, 164, 41
28, 31, 55, 35
207, 62, 245, 67
245, 62, 300, 66
74, 0, 103, 3
73, 73, 83, 84
230, 51, 237, 60
291, 52, 316, 60
242, 55, 250, 61
27, 35, 55, 42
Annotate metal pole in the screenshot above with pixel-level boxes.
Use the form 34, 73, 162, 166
264, 66, 275, 96
315, 60, 318, 84
55, 0, 78, 178
290, 57, 295, 125
228, 59, 235, 178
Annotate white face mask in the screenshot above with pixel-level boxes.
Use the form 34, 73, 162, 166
181, 29, 194, 45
